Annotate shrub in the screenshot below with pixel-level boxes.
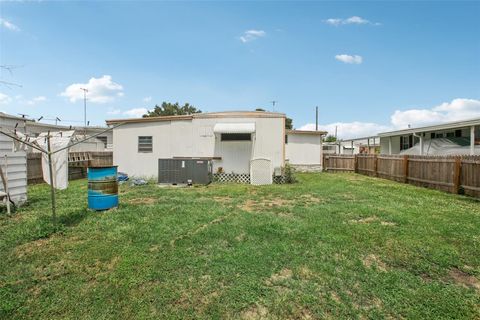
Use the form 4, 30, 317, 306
284, 163, 297, 184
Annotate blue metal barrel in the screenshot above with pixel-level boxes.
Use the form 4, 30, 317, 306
88, 166, 119, 210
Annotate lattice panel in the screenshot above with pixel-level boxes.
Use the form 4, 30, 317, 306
273, 176, 286, 184
250, 158, 273, 185
213, 173, 250, 184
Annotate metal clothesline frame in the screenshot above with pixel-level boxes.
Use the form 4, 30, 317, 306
0, 123, 124, 228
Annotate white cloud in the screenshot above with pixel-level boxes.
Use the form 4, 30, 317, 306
324, 18, 343, 26
345, 16, 370, 25
335, 54, 363, 64
123, 108, 148, 118
26, 96, 47, 106
0, 18, 20, 31
0, 93, 12, 105
391, 98, 480, 128
240, 30, 266, 43
143, 96, 152, 103
298, 98, 480, 139
60, 75, 123, 103
324, 16, 379, 26
299, 122, 391, 140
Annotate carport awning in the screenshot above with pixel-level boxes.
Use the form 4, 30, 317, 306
213, 123, 255, 134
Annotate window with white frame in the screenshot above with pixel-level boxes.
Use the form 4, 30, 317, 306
138, 136, 153, 153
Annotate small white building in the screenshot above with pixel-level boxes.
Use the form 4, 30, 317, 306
106, 111, 286, 179
0, 113, 28, 205
378, 118, 480, 155
285, 130, 326, 171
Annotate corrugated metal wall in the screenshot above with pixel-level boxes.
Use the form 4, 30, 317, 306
0, 116, 28, 204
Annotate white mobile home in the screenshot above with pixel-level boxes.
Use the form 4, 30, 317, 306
285, 130, 326, 171
0, 113, 28, 205
106, 111, 286, 179
378, 118, 480, 155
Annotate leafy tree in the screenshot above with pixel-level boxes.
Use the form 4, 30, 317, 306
143, 102, 201, 117
255, 108, 266, 112
285, 117, 293, 130
324, 134, 337, 142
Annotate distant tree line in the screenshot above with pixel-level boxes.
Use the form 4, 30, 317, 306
143, 102, 292, 129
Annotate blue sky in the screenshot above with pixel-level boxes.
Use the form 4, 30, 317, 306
1, 1, 479, 138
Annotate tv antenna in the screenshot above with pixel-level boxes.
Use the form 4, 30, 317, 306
270, 100, 278, 112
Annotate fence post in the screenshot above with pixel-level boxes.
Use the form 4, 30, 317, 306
354, 155, 359, 173
403, 155, 409, 183
373, 154, 378, 177
453, 156, 462, 194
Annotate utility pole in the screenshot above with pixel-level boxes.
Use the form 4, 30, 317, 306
80, 88, 88, 136
315, 106, 318, 131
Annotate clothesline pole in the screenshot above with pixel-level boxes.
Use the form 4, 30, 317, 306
46, 134, 57, 229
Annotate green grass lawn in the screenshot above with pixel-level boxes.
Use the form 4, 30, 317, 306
1, 173, 480, 319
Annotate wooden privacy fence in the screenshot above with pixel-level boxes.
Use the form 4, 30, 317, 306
27, 151, 113, 184
324, 154, 480, 198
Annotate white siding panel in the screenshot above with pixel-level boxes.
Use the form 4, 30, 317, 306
286, 134, 322, 165
0, 115, 28, 204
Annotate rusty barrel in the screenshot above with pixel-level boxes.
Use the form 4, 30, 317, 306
88, 166, 118, 210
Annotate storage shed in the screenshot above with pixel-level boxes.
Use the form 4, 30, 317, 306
285, 130, 326, 172
0, 113, 28, 205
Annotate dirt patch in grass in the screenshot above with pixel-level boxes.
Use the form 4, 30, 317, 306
15, 237, 53, 258
362, 254, 387, 272
213, 196, 232, 204
330, 292, 342, 303
380, 221, 396, 226
449, 268, 480, 291
265, 268, 293, 286
241, 304, 269, 320
235, 232, 246, 242
126, 197, 157, 205
239, 198, 295, 212
341, 192, 357, 200
298, 266, 314, 280
349, 216, 396, 226
298, 194, 325, 206
239, 199, 256, 212
349, 216, 379, 224
149, 244, 161, 252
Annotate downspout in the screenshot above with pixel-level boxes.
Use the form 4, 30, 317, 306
413, 132, 423, 155
471, 125, 475, 156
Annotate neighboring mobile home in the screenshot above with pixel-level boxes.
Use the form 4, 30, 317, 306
378, 118, 480, 155
285, 130, 326, 171
25, 120, 113, 151
106, 111, 286, 180
0, 113, 28, 205
338, 136, 380, 155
